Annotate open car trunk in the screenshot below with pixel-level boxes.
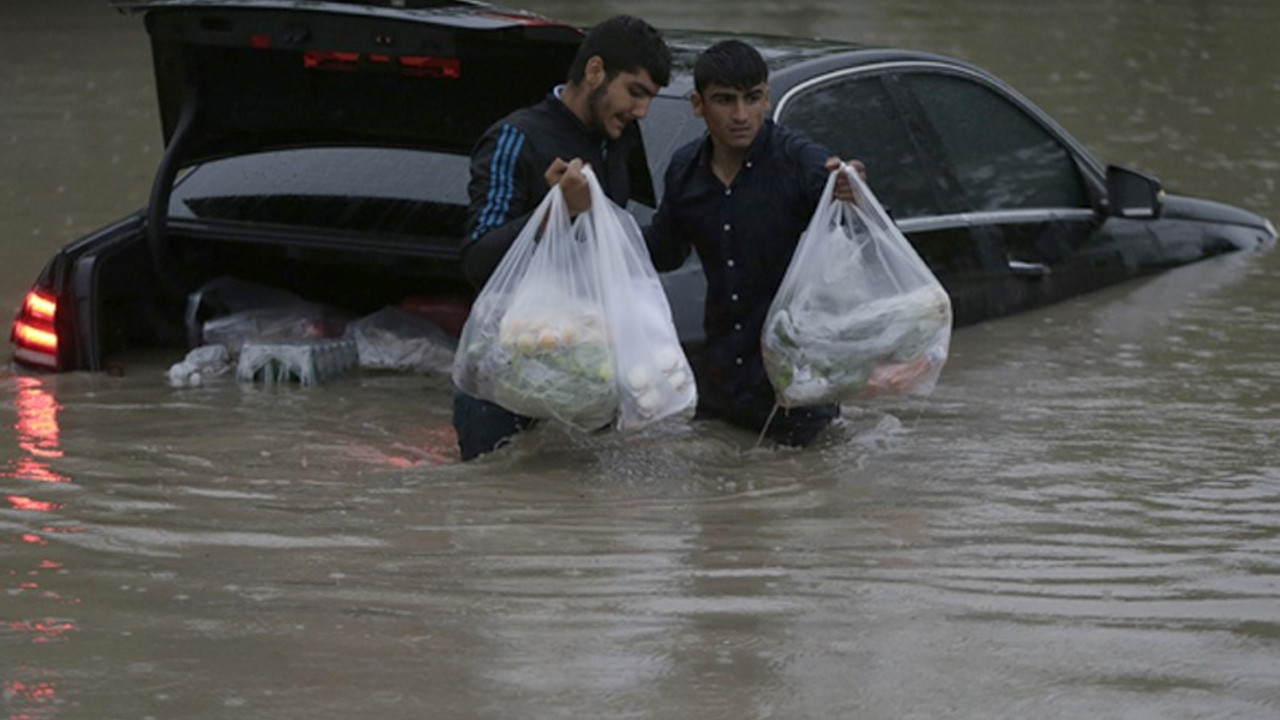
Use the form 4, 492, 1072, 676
132, 1, 585, 160
61, 1, 590, 371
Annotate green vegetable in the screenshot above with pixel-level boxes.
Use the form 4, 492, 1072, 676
460, 308, 618, 430
763, 284, 951, 405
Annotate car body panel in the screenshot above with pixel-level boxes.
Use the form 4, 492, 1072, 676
120, 0, 583, 163
11, 1, 1276, 373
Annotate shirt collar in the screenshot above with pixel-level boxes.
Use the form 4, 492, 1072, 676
548, 84, 607, 144
695, 119, 776, 171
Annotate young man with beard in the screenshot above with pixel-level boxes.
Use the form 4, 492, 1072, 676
454, 14, 672, 461
644, 39, 861, 447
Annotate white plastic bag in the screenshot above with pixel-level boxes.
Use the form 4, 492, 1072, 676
452, 184, 618, 431
762, 165, 952, 407
581, 166, 697, 430
453, 169, 696, 433
344, 306, 456, 374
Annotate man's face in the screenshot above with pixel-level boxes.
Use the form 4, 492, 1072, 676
585, 63, 661, 139
691, 81, 771, 151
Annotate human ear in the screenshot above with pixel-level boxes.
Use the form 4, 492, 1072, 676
585, 56, 606, 89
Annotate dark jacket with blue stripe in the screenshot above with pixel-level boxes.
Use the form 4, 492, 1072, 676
462, 90, 653, 288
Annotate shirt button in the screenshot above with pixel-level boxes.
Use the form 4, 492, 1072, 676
724, 188, 732, 196
726, 259, 735, 268
730, 293, 739, 302
745, 161, 753, 169
734, 323, 742, 331
735, 357, 744, 365
723, 223, 731, 232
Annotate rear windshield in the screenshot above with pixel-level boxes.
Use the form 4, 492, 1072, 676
168, 147, 472, 239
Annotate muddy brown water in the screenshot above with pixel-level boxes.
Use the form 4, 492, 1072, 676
3, 1, 1279, 718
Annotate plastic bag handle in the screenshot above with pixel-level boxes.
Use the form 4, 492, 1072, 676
535, 181, 570, 243
837, 163, 896, 236
799, 164, 851, 243
580, 165, 608, 223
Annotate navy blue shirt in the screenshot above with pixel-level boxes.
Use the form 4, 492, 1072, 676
646, 121, 832, 406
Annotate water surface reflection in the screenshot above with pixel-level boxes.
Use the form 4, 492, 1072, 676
2, 0, 1280, 718
5, 377, 67, 485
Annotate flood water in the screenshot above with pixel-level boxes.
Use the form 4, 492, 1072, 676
3, 1, 1280, 718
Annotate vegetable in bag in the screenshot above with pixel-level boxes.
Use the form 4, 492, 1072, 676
452, 185, 618, 431
490, 282, 619, 429
580, 166, 697, 430
762, 165, 953, 406
453, 168, 696, 433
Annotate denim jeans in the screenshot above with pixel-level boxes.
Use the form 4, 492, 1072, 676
694, 382, 838, 447
452, 390, 536, 461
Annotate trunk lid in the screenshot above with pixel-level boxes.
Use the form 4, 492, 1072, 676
112, 0, 584, 164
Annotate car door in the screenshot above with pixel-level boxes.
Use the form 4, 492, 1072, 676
775, 68, 1002, 325
898, 69, 1119, 310
777, 62, 1107, 325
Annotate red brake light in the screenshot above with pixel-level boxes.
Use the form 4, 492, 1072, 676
399, 55, 460, 79
23, 291, 57, 323
12, 322, 60, 369
13, 322, 57, 352
303, 50, 361, 72
302, 50, 460, 79
11, 290, 60, 369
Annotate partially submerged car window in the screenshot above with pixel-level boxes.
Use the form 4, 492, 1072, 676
778, 73, 945, 220
168, 147, 471, 238
904, 73, 1088, 212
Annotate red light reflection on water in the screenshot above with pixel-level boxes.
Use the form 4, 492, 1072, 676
3, 377, 76, 718
4, 618, 76, 644
5, 377, 68, 483
6, 495, 64, 512
338, 424, 460, 467
3, 676, 61, 719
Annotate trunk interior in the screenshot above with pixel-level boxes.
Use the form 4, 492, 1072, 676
91, 226, 475, 371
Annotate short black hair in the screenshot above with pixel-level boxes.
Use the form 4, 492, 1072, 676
694, 40, 769, 94
567, 15, 672, 88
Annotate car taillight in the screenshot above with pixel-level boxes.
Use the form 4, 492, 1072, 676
301, 50, 461, 79
11, 290, 61, 370
396, 55, 461, 79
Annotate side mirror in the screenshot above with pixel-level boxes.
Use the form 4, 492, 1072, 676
1106, 165, 1165, 219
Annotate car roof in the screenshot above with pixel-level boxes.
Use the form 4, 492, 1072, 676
658, 30, 981, 100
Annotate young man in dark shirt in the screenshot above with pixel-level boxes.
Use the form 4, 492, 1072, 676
645, 39, 858, 447
455, 15, 672, 461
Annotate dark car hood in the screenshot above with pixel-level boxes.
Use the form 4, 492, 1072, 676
1163, 192, 1272, 231
113, 0, 584, 165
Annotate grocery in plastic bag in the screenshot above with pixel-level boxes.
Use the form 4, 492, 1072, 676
762, 165, 952, 407
186, 276, 348, 354
580, 166, 697, 430
344, 305, 457, 374
453, 183, 618, 431
452, 169, 696, 433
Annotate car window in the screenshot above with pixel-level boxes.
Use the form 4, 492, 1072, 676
640, 95, 707, 198
777, 73, 943, 219
903, 72, 1087, 211
168, 148, 471, 238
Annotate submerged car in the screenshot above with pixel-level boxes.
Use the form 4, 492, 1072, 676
11, 0, 1276, 373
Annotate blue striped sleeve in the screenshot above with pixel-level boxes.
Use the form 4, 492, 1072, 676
471, 124, 526, 242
